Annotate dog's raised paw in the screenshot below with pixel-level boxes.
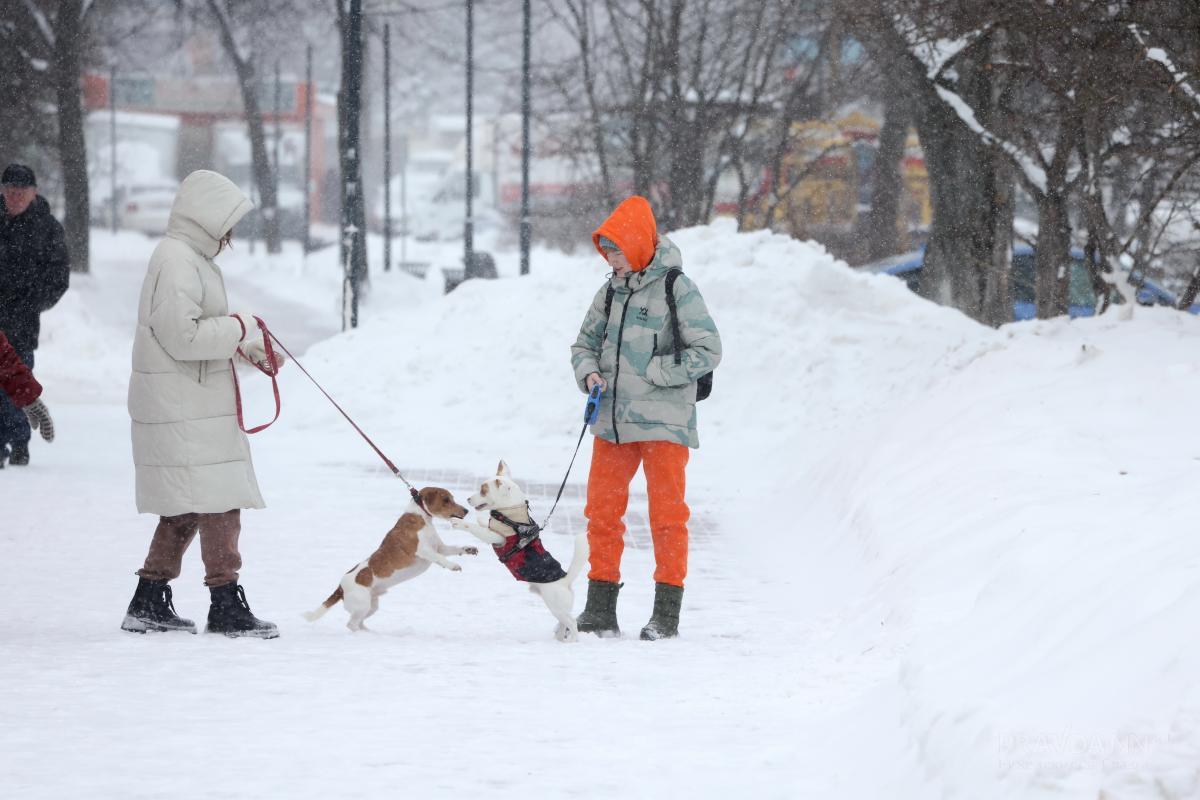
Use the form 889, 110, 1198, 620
464, 547, 478, 556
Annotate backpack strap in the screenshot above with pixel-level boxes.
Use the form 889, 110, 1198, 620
602, 284, 615, 340
665, 268, 684, 365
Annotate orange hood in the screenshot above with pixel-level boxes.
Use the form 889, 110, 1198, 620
592, 195, 658, 271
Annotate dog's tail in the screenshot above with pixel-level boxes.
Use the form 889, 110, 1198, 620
564, 533, 589, 586
303, 585, 344, 622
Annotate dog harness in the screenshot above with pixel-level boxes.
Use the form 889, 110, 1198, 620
490, 509, 567, 584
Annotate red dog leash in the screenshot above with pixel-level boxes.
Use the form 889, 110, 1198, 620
231, 316, 427, 509
231, 316, 282, 434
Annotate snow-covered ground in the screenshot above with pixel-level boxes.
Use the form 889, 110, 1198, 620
3, 220, 1199, 798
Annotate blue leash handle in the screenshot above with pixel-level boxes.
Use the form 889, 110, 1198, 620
585, 384, 604, 424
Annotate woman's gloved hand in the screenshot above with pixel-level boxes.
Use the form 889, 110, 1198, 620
233, 313, 285, 373
22, 398, 54, 442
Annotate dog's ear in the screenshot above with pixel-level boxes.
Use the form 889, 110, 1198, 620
497, 460, 510, 478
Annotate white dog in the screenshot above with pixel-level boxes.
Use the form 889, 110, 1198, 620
451, 461, 588, 642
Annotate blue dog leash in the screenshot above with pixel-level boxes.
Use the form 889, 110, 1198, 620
537, 384, 604, 533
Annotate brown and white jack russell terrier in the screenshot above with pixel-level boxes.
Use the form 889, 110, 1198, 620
451, 461, 588, 642
304, 486, 473, 631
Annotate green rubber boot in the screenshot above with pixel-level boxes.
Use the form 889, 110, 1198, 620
576, 580, 622, 637
639, 582, 683, 641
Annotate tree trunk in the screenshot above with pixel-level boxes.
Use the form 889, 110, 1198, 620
53, 0, 89, 274
981, 156, 1014, 326
234, 69, 280, 253
862, 87, 907, 262
660, 0, 686, 229
627, 1, 658, 200
210, 0, 280, 253
912, 48, 996, 321
1030, 115, 1081, 319
1033, 189, 1071, 318
581, 45, 614, 208
1179, 263, 1200, 310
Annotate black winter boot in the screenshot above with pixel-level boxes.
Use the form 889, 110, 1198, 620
206, 583, 279, 639
121, 577, 197, 634
639, 583, 683, 641
576, 580, 622, 637
8, 442, 29, 466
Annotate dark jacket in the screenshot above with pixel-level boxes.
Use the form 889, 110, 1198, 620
0, 330, 41, 408
0, 196, 70, 353
492, 531, 567, 584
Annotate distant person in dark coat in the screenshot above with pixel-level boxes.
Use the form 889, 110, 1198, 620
0, 164, 69, 466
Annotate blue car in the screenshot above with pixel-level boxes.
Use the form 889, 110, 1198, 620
866, 244, 1193, 320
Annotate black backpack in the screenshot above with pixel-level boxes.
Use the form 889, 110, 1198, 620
603, 268, 713, 401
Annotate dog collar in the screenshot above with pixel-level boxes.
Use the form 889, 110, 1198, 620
410, 487, 432, 519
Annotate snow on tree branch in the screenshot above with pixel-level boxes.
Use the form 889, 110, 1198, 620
930, 84, 1048, 193
891, 16, 1048, 195
1130, 24, 1200, 118
891, 16, 987, 81
20, 0, 55, 47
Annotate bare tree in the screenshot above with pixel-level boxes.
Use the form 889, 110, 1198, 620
194, 0, 285, 253
847, 0, 1200, 323
0, 8, 57, 167
542, 0, 816, 230
859, 81, 910, 263
13, 0, 102, 273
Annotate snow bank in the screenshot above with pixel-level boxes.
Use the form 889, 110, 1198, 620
25, 219, 1200, 797
798, 309, 1200, 797
280, 218, 983, 481
278, 217, 1200, 795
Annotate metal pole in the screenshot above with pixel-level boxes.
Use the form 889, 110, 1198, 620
341, 0, 366, 330
383, 23, 392, 272
400, 133, 408, 267
274, 58, 282, 242
304, 44, 313, 256
250, 175, 257, 254
464, 0, 474, 272
109, 65, 118, 234
520, 0, 531, 275
492, 117, 499, 208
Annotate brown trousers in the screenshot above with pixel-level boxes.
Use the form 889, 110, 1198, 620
137, 510, 242, 587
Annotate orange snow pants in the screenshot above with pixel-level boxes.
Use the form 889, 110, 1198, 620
584, 437, 690, 588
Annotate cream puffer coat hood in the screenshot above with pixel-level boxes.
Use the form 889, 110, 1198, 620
127, 170, 263, 517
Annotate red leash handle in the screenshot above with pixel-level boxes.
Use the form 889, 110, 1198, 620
232, 315, 281, 434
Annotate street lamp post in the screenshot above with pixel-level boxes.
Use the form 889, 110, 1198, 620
273, 58, 282, 241
464, 0, 474, 273
341, 0, 367, 330
303, 43, 313, 257
383, 22, 392, 272
109, 65, 118, 235
520, 0, 531, 275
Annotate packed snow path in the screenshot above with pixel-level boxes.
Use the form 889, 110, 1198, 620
5, 226, 1198, 798
0, 232, 901, 799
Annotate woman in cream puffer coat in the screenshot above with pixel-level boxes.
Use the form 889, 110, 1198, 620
122, 169, 279, 639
